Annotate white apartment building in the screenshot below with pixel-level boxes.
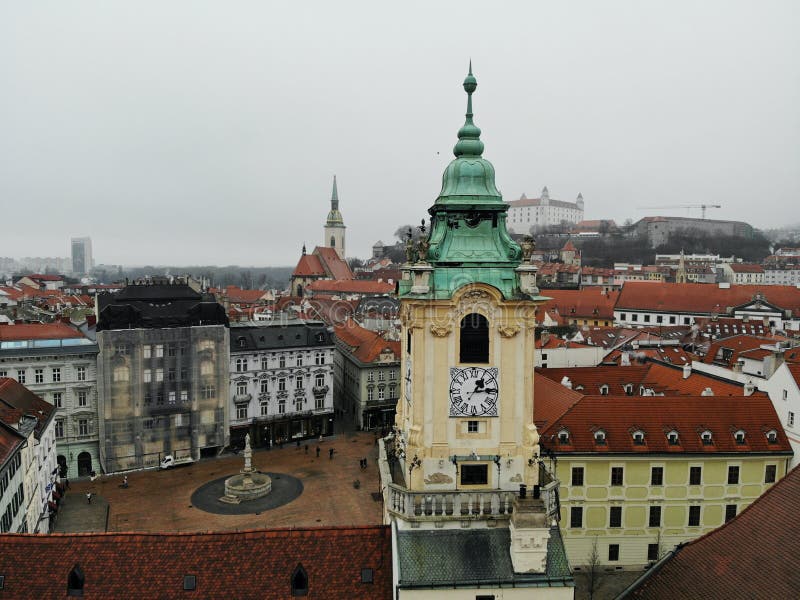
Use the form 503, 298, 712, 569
228, 320, 335, 448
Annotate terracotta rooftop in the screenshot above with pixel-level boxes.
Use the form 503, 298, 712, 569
334, 319, 400, 364
702, 334, 782, 366
533, 375, 583, 430
538, 289, 619, 324
616, 282, 800, 315
541, 394, 791, 455
315, 247, 354, 280
0, 378, 56, 439
306, 279, 394, 295
537, 363, 765, 398
620, 465, 800, 598
292, 253, 326, 277
0, 525, 392, 599
0, 419, 26, 467
0, 321, 86, 341
728, 263, 764, 273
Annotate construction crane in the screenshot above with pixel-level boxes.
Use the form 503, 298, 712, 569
637, 204, 722, 219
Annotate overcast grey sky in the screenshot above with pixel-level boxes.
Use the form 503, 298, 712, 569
1, 1, 798, 267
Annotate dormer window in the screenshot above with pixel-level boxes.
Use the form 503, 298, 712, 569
237, 337, 246, 348
594, 429, 607, 445
67, 564, 85, 597
632, 430, 645, 445
666, 430, 679, 445
623, 384, 634, 396
558, 429, 570, 444
766, 429, 778, 444
734, 430, 746, 445
291, 564, 309, 596
701, 430, 713, 446
599, 385, 609, 396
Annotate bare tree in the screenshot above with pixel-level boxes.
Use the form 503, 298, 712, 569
587, 535, 600, 600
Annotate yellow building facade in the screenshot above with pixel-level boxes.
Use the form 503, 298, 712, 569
558, 454, 790, 568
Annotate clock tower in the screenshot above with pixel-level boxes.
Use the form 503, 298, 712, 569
390, 64, 547, 505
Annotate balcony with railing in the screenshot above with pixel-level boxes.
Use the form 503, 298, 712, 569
378, 438, 560, 525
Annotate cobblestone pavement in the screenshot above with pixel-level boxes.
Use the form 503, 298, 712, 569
51, 488, 109, 533
63, 431, 384, 533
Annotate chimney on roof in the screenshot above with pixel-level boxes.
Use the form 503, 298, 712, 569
733, 359, 744, 373
682, 363, 691, 379
620, 352, 631, 366
701, 387, 714, 396
743, 380, 755, 396
560, 376, 572, 389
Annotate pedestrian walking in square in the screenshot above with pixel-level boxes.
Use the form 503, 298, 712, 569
316, 446, 321, 458
329, 448, 335, 460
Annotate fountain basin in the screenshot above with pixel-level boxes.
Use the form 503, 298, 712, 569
219, 472, 272, 504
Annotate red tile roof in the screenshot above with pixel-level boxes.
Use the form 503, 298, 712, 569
0, 419, 26, 467
621, 465, 800, 599
616, 282, 800, 315
538, 289, 619, 323
292, 254, 326, 277
334, 319, 400, 364
0, 525, 392, 599
0, 321, 87, 341
728, 263, 764, 273
315, 247, 354, 280
0, 378, 56, 439
561, 240, 577, 252
702, 334, 779, 366
541, 394, 791, 454
21, 273, 64, 281
537, 363, 764, 398
307, 279, 394, 295
534, 375, 583, 430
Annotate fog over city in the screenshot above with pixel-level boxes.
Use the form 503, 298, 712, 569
1, 1, 798, 266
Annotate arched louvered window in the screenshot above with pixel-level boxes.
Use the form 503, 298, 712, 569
460, 313, 489, 363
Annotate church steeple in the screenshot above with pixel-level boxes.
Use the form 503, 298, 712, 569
402, 64, 522, 299
324, 175, 346, 259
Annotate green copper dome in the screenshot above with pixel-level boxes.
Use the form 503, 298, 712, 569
436, 62, 502, 205
400, 64, 523, 301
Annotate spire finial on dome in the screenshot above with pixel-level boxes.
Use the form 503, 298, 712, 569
453, 61, 484, 158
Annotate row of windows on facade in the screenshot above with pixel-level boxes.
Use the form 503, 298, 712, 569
570, 502, 742, 533
236, 374, 328, 396
51, 390, 91, 409
54, 418, 92, 439
234, 352, 328, 372
557, 427, 780, 446
0, 454, 23, 500
0, 481, 24, 533
0, 366, 87, 384
569, 464, 777, 488
235, 395, 327, 419
114, 339, 217, 356
112, 360, 219, 382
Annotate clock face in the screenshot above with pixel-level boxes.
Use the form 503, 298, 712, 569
449, 367, 499, 417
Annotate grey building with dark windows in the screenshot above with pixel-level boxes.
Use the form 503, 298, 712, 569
228, 320, 334, 449
0, 322, 99, 479
96, 280, 229, 473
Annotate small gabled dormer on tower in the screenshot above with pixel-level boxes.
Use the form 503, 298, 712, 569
324, 175, 346, 259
